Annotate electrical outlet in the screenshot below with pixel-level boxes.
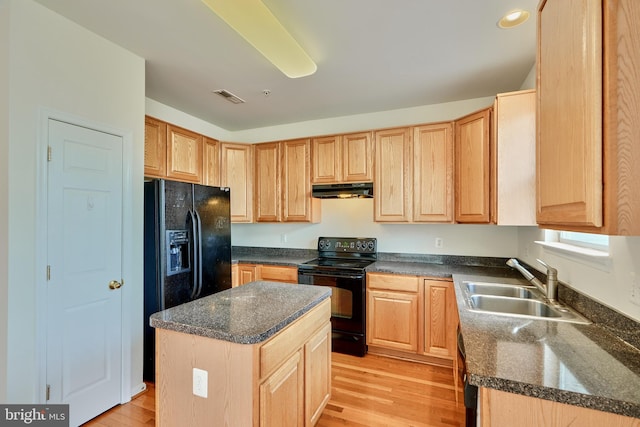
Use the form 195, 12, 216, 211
435, 238, 443, 249
630, 272, 640, 307
193, 368, 208, 398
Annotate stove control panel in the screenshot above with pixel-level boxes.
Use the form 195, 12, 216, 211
317, 237, 377, 253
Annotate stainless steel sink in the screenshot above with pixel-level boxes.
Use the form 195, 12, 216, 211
462, 281, 591, 324
463, 282, 538, 299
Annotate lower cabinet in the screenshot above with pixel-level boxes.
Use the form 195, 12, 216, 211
233, 263, 299, 286
366, 272, 456, 364
260, 349, 305, 426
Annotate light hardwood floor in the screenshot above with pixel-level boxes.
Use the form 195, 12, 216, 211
84, 352, 464, 426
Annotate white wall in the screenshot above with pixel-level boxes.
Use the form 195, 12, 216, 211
3, 0, 145, 402
517, 229, 640, 322
0, 0, 10, 404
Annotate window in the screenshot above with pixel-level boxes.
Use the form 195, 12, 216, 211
537, 229, 610, 260
558, 231, 609, 251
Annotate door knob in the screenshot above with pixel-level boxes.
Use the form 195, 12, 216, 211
109, 280, 123, 290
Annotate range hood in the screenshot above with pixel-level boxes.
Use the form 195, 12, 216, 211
312, 182, 373, 199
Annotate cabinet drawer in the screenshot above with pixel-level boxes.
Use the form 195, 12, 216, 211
260, 299, 330, 380
260, 265, 298, 283
367, 272, 419, 292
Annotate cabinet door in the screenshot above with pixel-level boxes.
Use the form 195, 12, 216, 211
455, 108, 491, 223
367, 290, 418, 352
342, 132, 373, 183
311, 135, 341, 183
202, 137, 220, 187
220, 143, 253, 222
237, 264, 258, 286
413, 122, 454, 222
231, 264, 239, 287
374, 128, 412, 222
144, 116, 167, 178
255, 142, 281, 222
494, 90, 536, 225
282, 139, 318, 222
305, 324, 331, 426
423, 279, 455, 359
537, 0, 602, 228
166, 124, 203, 183
260, 349, 304, 427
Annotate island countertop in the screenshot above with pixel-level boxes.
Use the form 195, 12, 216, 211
150, 281, 331, 344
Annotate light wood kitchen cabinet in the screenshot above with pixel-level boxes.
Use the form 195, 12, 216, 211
166, 124, 203, 183
202, 137, 220, 187
374, 127, 412, 222
304, 323, 332, 426
234, 264, 298, 286
480, 387, 640, 427
220, 142, 253, 223
255, 142, 281, 222
367, 272, 456, 365
413, 122, 454, 222
422, 279, 456, 359
255, 139, 320, 223
455, 107, 492, 223
260, 348, 304, 426
491, 90, 536, 226
144, 116, 167, 178
311, 132, 373, 184
537, 0, 640, 235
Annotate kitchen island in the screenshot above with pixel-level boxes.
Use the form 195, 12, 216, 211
150, 280, 332, 427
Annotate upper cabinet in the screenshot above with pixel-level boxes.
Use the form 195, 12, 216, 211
537, 0, 640, 235
413, 123, 454, 223
166, 124, 203, 183
311, 132, 373, 184
144, 116, 167, 178
455, 108, 492, 223
492, 90, 536, 226
202, 137, 220, 187
220, 142, 253, 223
374, 127, 412, 222
255, 139, 320, 223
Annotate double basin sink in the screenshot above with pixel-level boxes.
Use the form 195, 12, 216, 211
462, 281, 590, 324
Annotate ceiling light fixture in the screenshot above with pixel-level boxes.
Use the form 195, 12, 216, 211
201, 0, 317, 78
497, 9, 530, 29
213, 89, 245, 104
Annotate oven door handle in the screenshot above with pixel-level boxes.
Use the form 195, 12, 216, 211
298, 270, 365, 280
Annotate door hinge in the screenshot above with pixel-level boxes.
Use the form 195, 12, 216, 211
47, 265, 51, 281
47, 146, 52, 162
46, 384, 50, 401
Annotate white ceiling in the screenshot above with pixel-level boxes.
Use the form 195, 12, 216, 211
34, 0, 538, 131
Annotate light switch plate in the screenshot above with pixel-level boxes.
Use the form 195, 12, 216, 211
193, 368, 208, 398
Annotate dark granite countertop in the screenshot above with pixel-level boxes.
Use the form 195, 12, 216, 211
232, 246, 316, 266
150, 281, 331, 344
454, 273, 640, 419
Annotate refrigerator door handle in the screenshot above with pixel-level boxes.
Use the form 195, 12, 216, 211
188, 209, 199, 299
194, 209, 204, 298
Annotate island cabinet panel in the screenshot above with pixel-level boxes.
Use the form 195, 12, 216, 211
220, 142, 253, 223
480, 387, 640, 427
455, 107, 492, 223
144, 116, 167, 178
536, 0, 640, 234
374, 127, 412, 222
305, 323, 331, 426
260, 349, 304, 427
166, 124, 203, 183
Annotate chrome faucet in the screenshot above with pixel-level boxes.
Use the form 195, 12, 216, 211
506, 258, 558, 302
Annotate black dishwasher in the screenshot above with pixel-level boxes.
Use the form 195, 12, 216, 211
457, 327, 478, 427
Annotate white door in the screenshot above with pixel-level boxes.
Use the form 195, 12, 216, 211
46, 119, 123, 426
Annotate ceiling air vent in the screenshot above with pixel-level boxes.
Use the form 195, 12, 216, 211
213, 89, 245, 104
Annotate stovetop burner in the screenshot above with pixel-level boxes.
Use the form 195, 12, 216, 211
298, 237, 377, 272
300, 257, 375, 270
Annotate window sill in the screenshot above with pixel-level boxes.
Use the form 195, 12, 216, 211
534, 241, 611, 271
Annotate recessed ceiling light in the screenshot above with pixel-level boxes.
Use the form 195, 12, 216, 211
201, 0, 317, 78
498, 9, 530, 29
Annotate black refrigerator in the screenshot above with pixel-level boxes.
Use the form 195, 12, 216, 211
143, 179, 232, 381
